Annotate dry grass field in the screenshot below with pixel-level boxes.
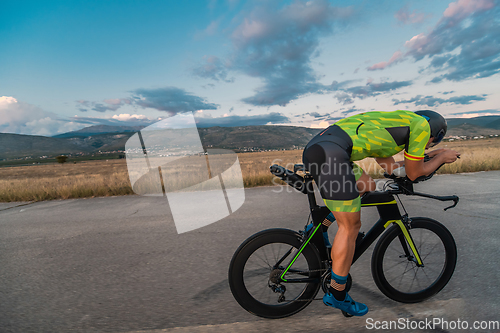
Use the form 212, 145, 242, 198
1, 138, 499, 202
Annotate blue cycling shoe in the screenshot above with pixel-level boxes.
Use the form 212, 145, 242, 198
323, 292, 369, 316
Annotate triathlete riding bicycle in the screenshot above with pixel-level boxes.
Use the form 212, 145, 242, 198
302, 110, 460, 316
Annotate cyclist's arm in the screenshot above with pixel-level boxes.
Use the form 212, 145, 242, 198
405, 150, 460, 181
375, 156, 404, 174
426, 149, 445, 158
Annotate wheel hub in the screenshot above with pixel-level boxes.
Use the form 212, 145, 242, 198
269, 268, 283, 284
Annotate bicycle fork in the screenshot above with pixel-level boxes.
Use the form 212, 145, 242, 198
385, 218, 424, 267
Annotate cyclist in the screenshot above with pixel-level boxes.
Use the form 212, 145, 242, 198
302, 110, 460, 316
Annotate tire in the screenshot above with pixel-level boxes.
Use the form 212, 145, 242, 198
371, 217, 457, 303
228, 228, 322, 318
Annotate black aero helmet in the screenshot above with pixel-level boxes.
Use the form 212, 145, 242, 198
414, 110, 447, 147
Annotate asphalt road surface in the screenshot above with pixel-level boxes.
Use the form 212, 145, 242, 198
1, 171, 499, 332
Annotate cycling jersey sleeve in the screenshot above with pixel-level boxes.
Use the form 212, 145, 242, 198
404, 117, 431, 161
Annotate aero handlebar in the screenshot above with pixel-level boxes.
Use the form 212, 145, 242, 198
270, 155, 459, 211
270, 164, 308, 194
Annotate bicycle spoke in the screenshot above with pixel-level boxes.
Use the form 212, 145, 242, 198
422, 242, 441, 261
245, 264, 271, 277
387, 244, 405, 256
276, 243, 283, 263
271, 243, 279, 264
384, 260, 408, 272
420, 267, 433, 282
414, 268, 424, 291
396, 261, 411, 288
258, 282, 269, 303
417, 228, 428, 249
408, 265, 419, 292
262, 247, 271, 268
418, 264, 442, 275
252, 252, 272, 269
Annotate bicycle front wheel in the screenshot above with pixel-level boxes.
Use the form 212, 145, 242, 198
371, 218, 457, 303
228, 228, 322, 318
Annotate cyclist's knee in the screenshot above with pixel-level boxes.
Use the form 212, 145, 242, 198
347, 219, 362, 233
333, 212, 361, 233
352, 219, 362, 230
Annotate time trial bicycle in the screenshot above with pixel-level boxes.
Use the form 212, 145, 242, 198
228, 161, 458, 318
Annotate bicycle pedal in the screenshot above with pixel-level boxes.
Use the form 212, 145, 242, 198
341, 310, 354, 318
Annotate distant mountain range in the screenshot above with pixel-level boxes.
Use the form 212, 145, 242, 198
0, 133, 95, 159
446, 115, 500, 137
447, 115, 500, 129
0, 125, 320, 159
1, 115, 499, 159
53, 125, 145, 138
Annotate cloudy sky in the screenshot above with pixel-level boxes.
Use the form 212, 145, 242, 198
1, 0, 499, 136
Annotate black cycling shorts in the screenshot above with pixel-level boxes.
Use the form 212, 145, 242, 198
302, 125, 362, 212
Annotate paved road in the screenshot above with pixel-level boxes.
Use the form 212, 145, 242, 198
1, 171, 499, 332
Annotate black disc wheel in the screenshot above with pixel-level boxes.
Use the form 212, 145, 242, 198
371, 218, 457, 303
228, 228, 322, 318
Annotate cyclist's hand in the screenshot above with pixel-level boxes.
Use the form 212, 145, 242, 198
440, 149, 461, 163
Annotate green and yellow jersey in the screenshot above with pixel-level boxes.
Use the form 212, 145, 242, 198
333, 110, 431, 162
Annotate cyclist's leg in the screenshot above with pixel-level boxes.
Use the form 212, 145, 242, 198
330, 211, 360, 276
325, 164, 365, 278
303, 141, 368, 316
303, 142, 362, 274
324, 210, 368, 316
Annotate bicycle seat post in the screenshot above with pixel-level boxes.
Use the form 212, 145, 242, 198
304, 175, 318, 212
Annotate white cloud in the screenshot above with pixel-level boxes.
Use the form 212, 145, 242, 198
395, 5, 432, 25
111, 114, 150, 121
233, 18, 269, 41
443, 0, 494, 19
373, 0, 500, 83
0, 96, 18, 104
24, 117, 82, 136
0, 96, 83, 136
367, 51, 404, 71
193, 0, 355, 106
453, 112, 500, 118
404, 33, 428, 51
310, 121, 329, 128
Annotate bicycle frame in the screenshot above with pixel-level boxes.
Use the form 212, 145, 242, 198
278, 174, 423, 283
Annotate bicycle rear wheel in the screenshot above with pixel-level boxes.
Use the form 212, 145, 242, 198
371, 218, 457, 303
228, 228, 322, 318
